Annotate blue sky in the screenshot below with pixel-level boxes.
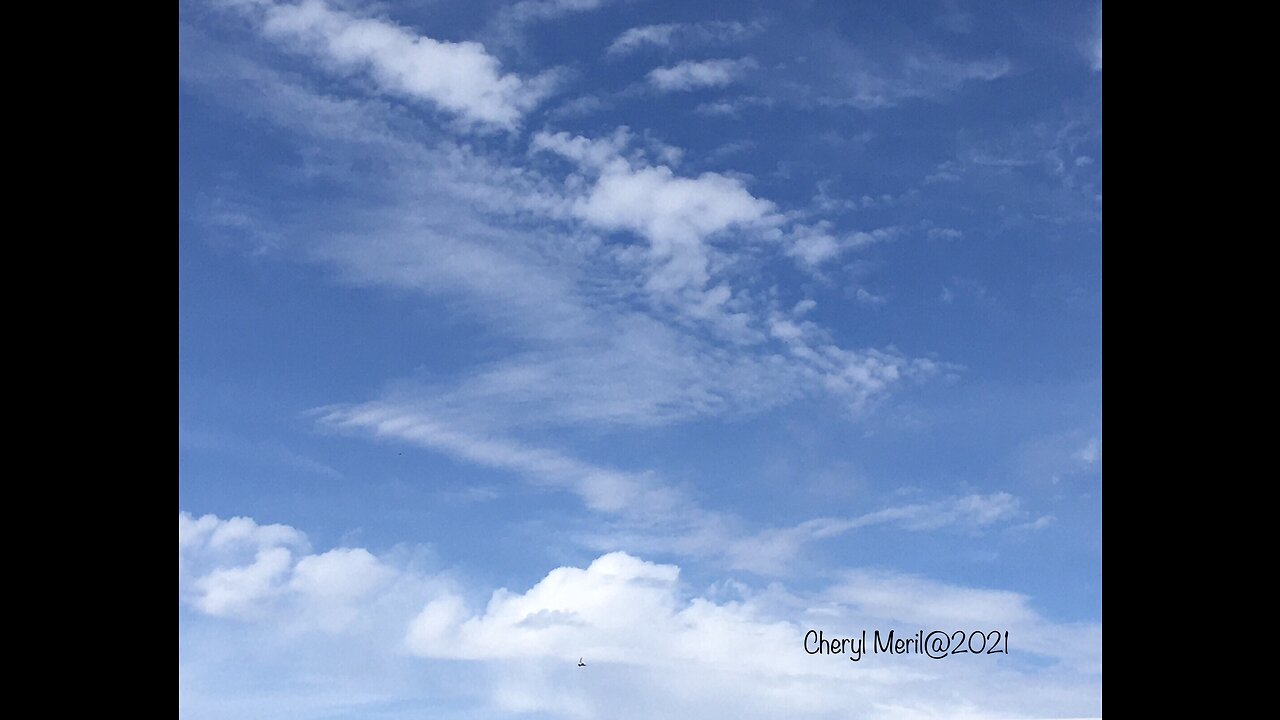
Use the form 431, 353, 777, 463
179, 1, 1102, 717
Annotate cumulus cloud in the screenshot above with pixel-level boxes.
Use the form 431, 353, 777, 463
787, 224, 844, 266
534, 128, 777, 302
229, 0, 555, 128
180, 512, 403, 627
180, 512, 1102, 720
648, 58, 757, 91
406, 552, 1101, 718
291, 548, 396, 601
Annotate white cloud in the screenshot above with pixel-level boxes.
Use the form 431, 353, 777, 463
858, 491, 1023, 530
856, 288, 887, 306
180, 9, 1100, 717
180, 512, 1101, 719
607, 21, 761, 56
180, 512, 308, 618
180, 512, 429, 630
784, 223, 905, 269
534, 129, 777, 302
316, 402, 683, 518
231, 0, 555, 128
195, 547, 294, 617
1011, 515, 1056, 532
482, 0, 615, 53
693, 95, 774, 116
549, 93, 609, 118
180, 511, 306, 555
788, 224, 843, 266
181, 32, 947, 462
1090, 9, 1102, 71
1073, 437, 1101, 465
609, 23, 678, 54
499, 0, 609, 26
291, 548, 395, 601
1014, 429, 1103, 485
407, 551, 1101, 718
315, 404, 1020, 575
579, 167, 771, 291
648, 58, 757, 92
926, 226, 963, 241
850, 228, 897, 246
816, 43, 1010, 109
695, 100, 737, 116
718, 492, 1024, 573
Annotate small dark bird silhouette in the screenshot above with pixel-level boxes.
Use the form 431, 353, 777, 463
577, 658, 586, 667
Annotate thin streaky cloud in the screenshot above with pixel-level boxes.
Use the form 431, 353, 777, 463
317, 402, 1032, 575
607, 20, 763, 56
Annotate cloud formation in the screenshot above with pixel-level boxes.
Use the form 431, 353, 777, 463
180, 512, 1101, 720
235, 0, 556, 127
648, 58, 757, 91
608, 21, 762, 56
1090, 8, 1102, 71
180, 29, 947, 440
535, 129, 776, 296
816, 42, 1010, 109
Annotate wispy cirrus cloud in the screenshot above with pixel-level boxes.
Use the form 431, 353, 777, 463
486, 0, 615, 50
607, 20, 763, 56
587, 491, 1030, 575
182, 21, 946, 441
316, 402, 682, 518
830, 51, 1010, 109
796, 33, 1009, 110
317, 401, 1028, 575
1088, 7, 1102, 71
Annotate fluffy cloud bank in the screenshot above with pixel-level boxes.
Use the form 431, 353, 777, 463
179, 512, 401, 628
180, 512, 1101, 720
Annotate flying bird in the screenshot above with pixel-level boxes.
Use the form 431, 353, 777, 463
577, 658, 586, 667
